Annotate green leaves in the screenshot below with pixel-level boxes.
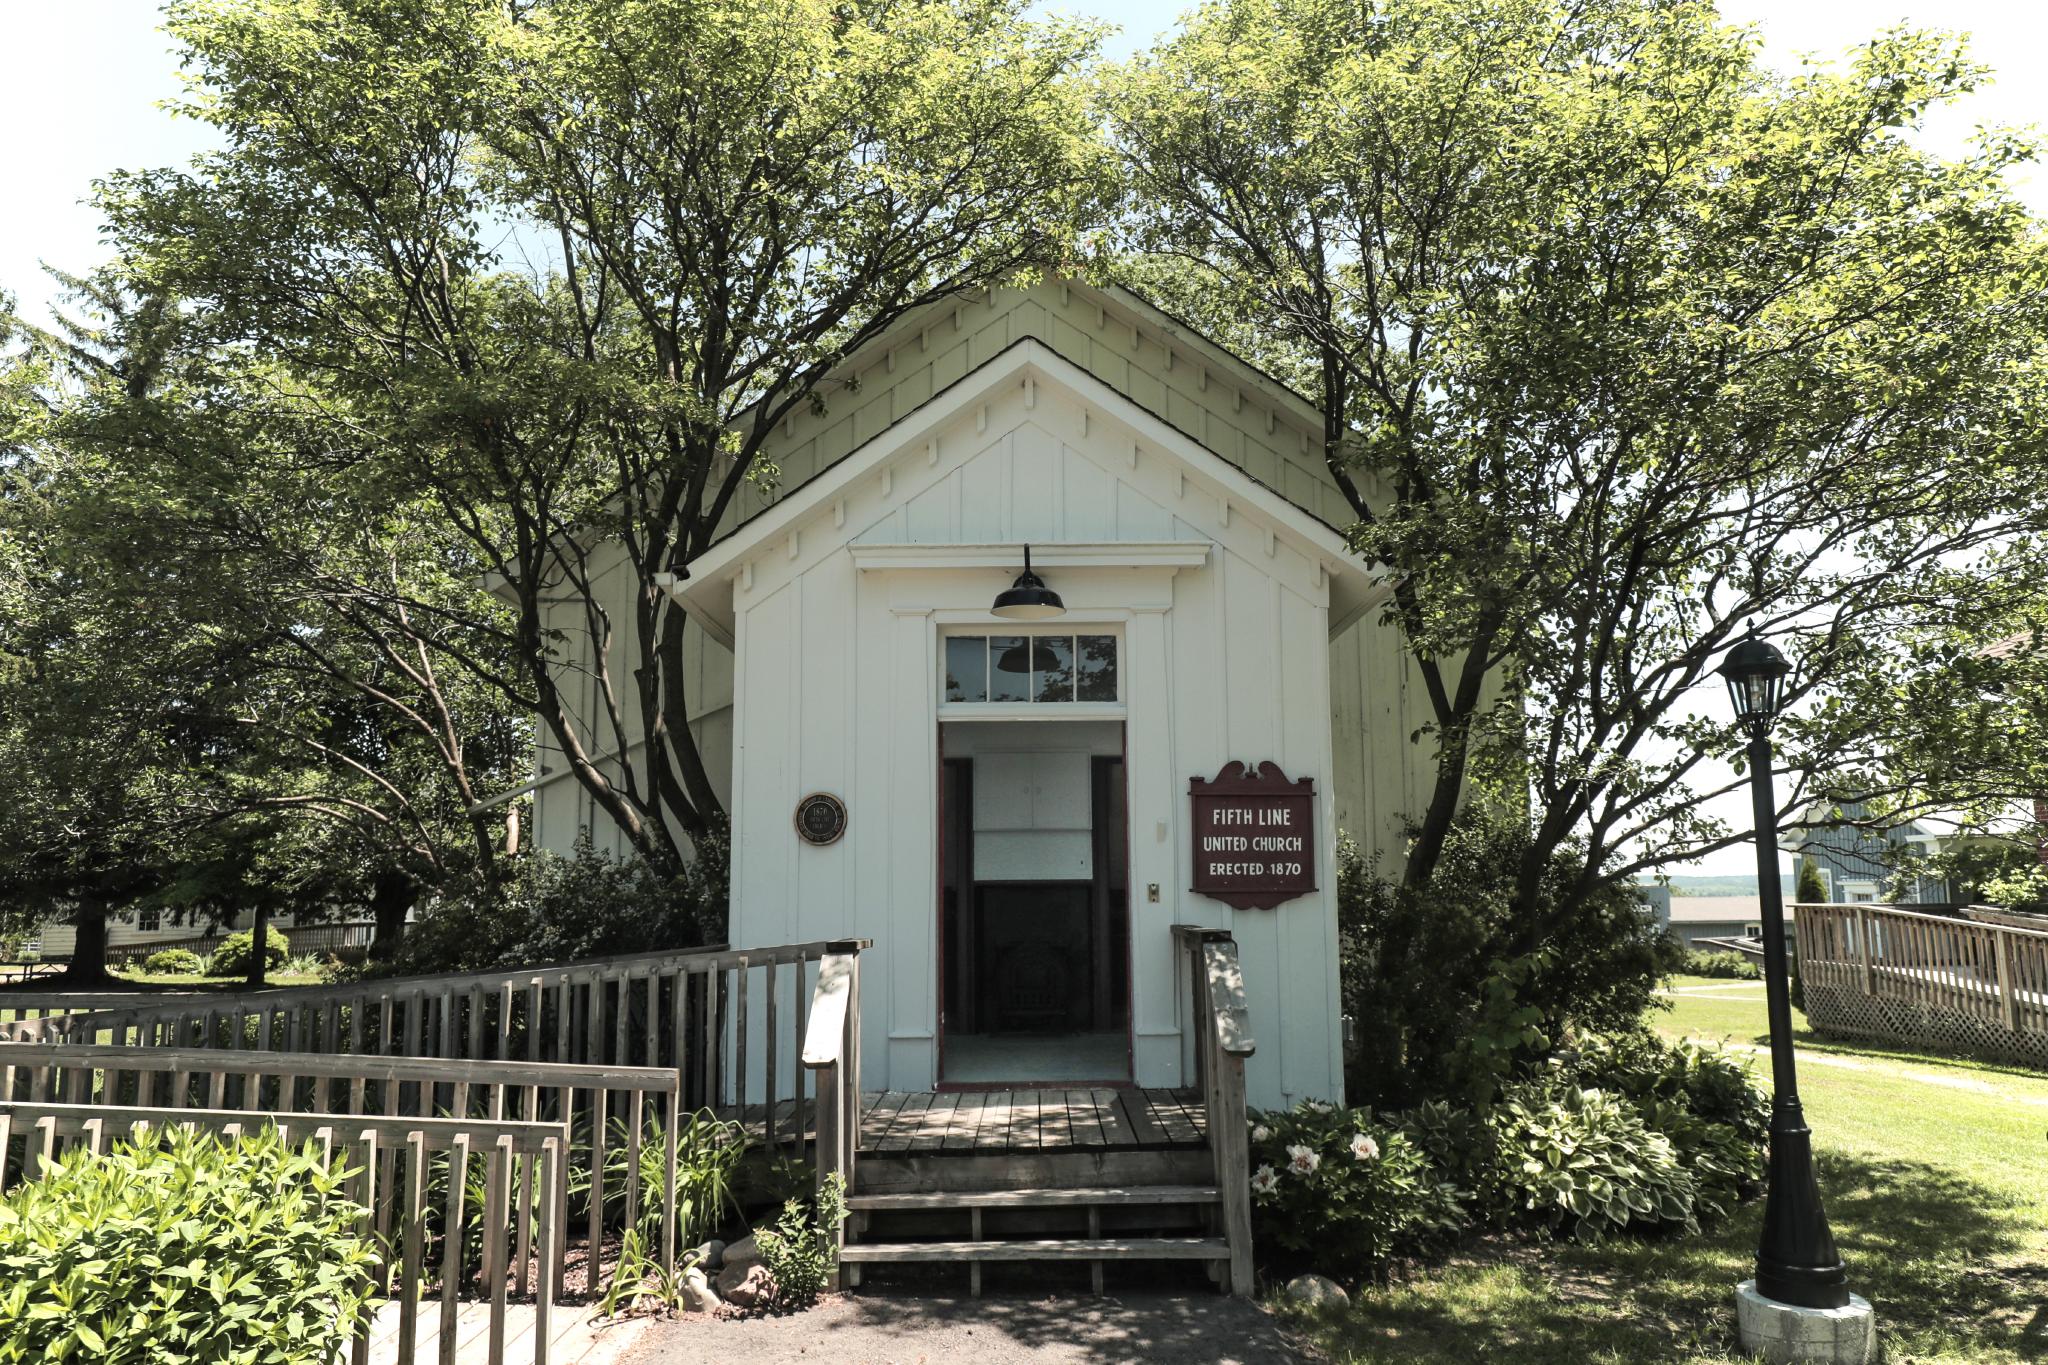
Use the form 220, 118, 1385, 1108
1108, 0, 2048, 897
0, 1128, 376, 1365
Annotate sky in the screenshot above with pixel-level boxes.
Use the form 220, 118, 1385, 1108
3, 0, 2042, 879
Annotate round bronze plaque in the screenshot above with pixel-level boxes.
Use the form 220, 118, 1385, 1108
794, 792, 847, 846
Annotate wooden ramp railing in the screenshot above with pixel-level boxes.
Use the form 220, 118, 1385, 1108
0, 939, 866, 1155
1173, 926, 1255, 1295
0, 1042, 686, 1293
1793, 902, 2048, 1066
0, 1103, 569, 1365
0, 938, 871, 1362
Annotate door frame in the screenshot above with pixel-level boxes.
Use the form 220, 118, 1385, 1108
934, 718, 1135, 1087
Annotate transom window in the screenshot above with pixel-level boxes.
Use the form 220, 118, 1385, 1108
945, 633, 1119, 704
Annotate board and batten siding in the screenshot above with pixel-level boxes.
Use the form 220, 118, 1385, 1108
721, 360, 1348, 1106
526, 278, 1461, 1105
712, 277, 1364, 545
533, 276, 1432, 874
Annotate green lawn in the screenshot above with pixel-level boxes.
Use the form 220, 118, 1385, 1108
108, 971, 328, 989
1285, 978, 2048, 1363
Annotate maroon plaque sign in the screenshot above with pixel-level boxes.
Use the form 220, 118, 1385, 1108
1189, 761, 1316, 909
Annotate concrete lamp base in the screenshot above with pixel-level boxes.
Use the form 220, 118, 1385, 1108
1736, 1281, 1877, 1364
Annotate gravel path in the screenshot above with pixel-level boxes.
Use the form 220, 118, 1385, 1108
617, 1291, 1306, 1365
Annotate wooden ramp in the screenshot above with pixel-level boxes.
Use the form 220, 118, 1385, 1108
364, 1300, 652, 1365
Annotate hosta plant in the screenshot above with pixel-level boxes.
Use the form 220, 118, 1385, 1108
0, 1127, 377, 1363
1480, 1082, 1700, 1239
1246, 1100, 1466, 1281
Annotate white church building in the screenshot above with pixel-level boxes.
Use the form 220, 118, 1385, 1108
529, 277, 1439, 1110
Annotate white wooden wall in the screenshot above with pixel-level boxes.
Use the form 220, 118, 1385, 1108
526, 277, 1461, 1108
722, 367, 1347, 1106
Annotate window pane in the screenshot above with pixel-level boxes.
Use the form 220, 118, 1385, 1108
989, 636, 1032, 702
945, 636, 987, 703
1077, 635, 1118, 701
1033, 635, 1075, 703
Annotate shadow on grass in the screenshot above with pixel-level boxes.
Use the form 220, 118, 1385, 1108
1292, 1150, 2044, 1365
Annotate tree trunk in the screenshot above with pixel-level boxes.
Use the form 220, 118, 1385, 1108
60, 899, 114, 987
247, 900, 271, 989
368, 871, 414, 962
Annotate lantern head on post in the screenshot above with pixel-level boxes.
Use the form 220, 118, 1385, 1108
991, 544, 1065, 621
1718, 630, 1790, 728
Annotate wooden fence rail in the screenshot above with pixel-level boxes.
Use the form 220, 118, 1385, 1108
0, 1041, 688, 1295
1793, 901, 2048, 1066
0, 939, 869, 1158
1173, 925, 1255, 1296
0, 1102, 569, 1365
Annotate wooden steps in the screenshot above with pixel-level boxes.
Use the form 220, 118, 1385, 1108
849, 1184, 1219, 1211
842, 1175, 1227, 1295
841, 1236, 1230, 1263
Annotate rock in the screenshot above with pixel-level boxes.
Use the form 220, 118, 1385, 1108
679, 1266, 721, 1314
1286, 1273, 1350, 1309
687, 1239, 726, 1272
721, 1264, 777, 1310
714, 1233, 760, 1297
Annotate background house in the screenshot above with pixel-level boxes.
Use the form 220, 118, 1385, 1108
1782, 800, 1953, 904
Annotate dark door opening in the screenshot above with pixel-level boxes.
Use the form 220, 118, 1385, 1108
939, 721, 1129, 1084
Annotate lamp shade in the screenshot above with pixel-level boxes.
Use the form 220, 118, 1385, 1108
1717, 631, 1791, 723
996, 640, 1062, 674
991, 544, 1065, 620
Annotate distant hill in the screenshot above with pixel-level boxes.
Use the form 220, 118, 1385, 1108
1641, 874, 1796, 897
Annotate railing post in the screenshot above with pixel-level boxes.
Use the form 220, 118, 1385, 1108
1994, 928, 2020, 1032
802, 945, 860, 1283
1855, 905, 1874, 995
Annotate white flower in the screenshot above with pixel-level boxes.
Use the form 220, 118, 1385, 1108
1251, 1123, 1271, 1142
1285, 1143, 1321, 1176
1250, 1164, 1279, 1197
1303, 1099, 1334, 1114
1349, 1132, 1381, 1161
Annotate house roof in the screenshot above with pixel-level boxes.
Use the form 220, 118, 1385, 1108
708, 275, 1348, 552
1665, 896, 1763, 924
668, 335, 1385, 647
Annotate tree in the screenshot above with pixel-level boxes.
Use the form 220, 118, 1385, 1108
1108, 0, 2048, 935
41, 272, 533, 956
1796, 860, 1828, 906
0, 314, 243, 982
2, 278, 528, 978
92, 0, 1110, 885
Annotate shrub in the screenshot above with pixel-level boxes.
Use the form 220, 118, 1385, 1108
0, 1127, 377, 1362
386, 827, 727, 977
1551, 1030, 1768, 1219
603, 1110, 748, 1248
1479, 1081, 1701, 1240
753, 1173, 849, 1310
1796, 859, 1829, 905
1682, 949, 1759, 980
1247, 1100, 1467, 1281
1338, 813, 1667, 1106
210, 925, 291, 977
142, 947, 204, 975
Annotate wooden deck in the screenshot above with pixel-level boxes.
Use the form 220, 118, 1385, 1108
727, 1088, 1208, 1155
862, 1089, 1206, 1152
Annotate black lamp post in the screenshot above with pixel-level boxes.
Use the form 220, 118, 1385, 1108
1718, 630, 1851, 1310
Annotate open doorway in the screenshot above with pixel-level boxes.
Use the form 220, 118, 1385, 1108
938, 717, 1131, 1084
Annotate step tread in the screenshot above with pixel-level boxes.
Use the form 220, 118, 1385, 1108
849, 1185, 1221, 1210
840, 1237, 1230, 1263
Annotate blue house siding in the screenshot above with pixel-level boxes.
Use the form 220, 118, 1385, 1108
1786, 801, 1951, 903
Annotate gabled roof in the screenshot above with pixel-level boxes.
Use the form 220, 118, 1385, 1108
711, 274, 1355, 549
667, 335, 1385, 646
